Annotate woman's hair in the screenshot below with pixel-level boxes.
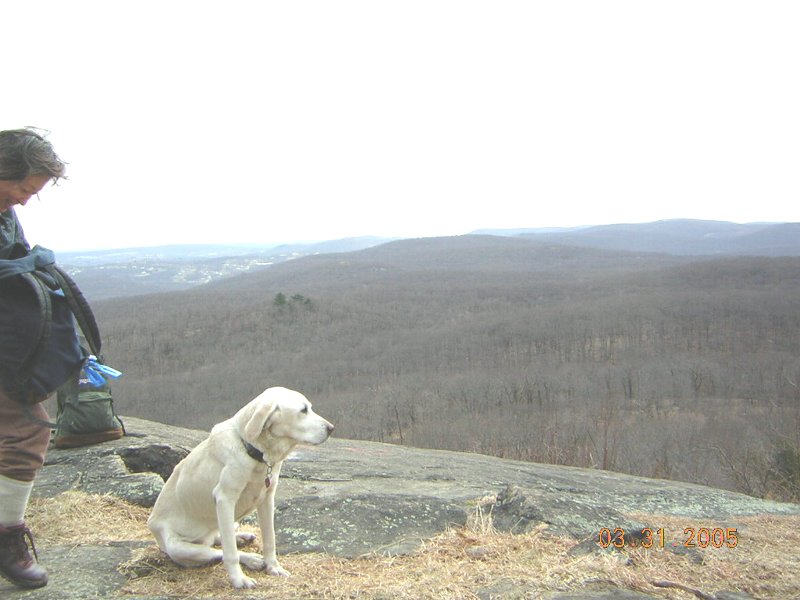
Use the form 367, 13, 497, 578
0, 127, 67, 182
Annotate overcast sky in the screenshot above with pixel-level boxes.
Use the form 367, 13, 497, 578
4, 1, 799, 252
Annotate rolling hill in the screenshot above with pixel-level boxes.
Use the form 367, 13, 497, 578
79, 229, 800, 502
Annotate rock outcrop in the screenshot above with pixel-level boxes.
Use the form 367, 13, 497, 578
4, 416, 799, 599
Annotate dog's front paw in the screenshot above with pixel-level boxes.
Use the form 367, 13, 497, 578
230, 572, 257, 589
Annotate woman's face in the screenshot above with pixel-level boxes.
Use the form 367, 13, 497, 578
0, 173, 52, 213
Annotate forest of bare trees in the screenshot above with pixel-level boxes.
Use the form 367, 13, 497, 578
69, 236, 800, 501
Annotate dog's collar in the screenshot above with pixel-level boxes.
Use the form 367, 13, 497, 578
241, 438, 275, 489
242, 438, 268, 464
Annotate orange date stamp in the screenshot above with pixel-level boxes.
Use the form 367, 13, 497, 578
598, 527, 739, 549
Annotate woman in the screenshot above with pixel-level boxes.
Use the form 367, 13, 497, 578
0, 127, 67, 589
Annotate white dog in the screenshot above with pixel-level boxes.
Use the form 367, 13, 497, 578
147, 386, 334, 589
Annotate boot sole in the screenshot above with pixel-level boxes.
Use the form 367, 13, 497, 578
0, 571, 48, 589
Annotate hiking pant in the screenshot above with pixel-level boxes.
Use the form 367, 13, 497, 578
0, 389, 50, 483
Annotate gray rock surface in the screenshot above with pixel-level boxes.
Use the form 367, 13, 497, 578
3, 416, 797, 599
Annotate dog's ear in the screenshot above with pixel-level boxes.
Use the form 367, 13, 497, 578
243, 403, 280, 442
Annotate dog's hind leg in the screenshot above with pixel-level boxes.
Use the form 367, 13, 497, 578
161, 536, 224, 568
162, 534, 263, 572
238, 551, 266, 570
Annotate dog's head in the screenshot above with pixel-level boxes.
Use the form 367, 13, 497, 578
240, 386, 334, 448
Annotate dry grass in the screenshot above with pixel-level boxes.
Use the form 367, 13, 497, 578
26, 491, 800, 599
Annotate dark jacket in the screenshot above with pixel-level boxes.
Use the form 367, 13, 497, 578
0, 208, 29, 260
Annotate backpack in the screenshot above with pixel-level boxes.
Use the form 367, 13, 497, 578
0, 244, 102, 404
53, 360, 125, 448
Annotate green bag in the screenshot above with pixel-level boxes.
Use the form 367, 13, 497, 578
53, 367, 125, 448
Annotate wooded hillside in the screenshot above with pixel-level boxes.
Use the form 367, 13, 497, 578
84, 235, 800, 501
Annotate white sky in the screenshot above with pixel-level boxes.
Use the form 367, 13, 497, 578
4, 1, 799, 252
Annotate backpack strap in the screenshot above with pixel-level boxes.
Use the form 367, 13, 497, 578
43, 264, 102, 357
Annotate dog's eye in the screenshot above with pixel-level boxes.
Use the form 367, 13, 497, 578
300, 406, 308, 414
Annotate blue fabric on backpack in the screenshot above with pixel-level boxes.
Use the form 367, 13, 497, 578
0, 244, 56, 277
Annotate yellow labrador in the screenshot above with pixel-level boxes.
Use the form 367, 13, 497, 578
147, 386, 334, 589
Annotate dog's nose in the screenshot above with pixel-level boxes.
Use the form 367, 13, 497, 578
326, 423, 335, 435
